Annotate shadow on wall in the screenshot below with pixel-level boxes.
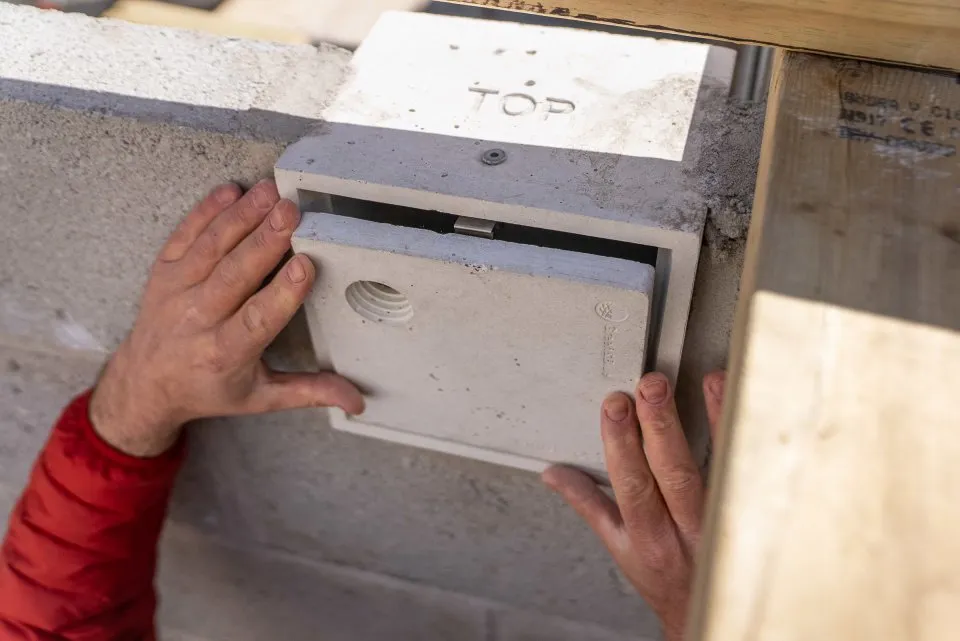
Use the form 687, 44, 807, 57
0, 77, 319, 143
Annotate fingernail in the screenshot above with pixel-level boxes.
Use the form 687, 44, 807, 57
269, 205, 289, 231
343, 399, 365, 416
287, 256, 307, 283
215, 184, 238, 205
251, 181, 274, 208
603, 394, 630, 421
708, 376, 724, 398
638, 376, 668, 404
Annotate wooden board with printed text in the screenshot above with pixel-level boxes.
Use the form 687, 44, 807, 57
688, 50, 960, 641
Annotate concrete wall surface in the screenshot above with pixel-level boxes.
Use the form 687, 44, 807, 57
0, 4, 749, 640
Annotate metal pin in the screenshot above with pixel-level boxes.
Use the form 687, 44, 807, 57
453, 216, 498, 239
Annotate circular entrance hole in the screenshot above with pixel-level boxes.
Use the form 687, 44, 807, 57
345, 281, 413, 326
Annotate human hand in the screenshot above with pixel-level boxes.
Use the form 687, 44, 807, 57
89, 181, 364, 457
543, 371, 725, 641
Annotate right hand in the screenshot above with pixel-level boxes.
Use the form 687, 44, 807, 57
543, 371, 725, 641
90, 181, 364, 458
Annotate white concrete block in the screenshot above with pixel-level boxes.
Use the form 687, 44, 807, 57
277, 12, 734, 472
293, 213, 654, 475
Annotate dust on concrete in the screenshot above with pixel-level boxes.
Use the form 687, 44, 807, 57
695, 97, 766, 261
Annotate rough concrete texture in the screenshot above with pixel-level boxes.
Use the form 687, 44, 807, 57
0, 4, 348, 356
696, 100, 766, 261
0, 4, 759, 639
492, 607, 652, 641
158, 525, 489, 641
0, 101, 284, 356
0, 482, 19, 536
0, 346, 101, 488
0, 3, 350, 140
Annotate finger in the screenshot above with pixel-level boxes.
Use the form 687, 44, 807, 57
158, 183, 242, 263
600, 392, 674, 544
542, 465, 624, 549
217, 254, 314, 365
634, 373, 704, 538
702, 370, 727, 443
181, 179, 280, 281
251, 369, 365, 415
198, 199, 301, 319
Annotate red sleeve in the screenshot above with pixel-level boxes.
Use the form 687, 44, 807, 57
0, 391, 185, 641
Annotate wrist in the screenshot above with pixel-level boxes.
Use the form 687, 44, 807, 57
90, 347, 182, 458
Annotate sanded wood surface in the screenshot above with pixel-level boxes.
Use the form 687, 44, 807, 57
104, 0, 311, 43
689, 50, 960, 641
443, 0, 960, 70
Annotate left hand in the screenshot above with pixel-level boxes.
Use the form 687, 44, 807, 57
543, 371, 725, 641
90, 181, 364, 458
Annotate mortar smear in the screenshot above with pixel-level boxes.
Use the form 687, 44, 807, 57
695, 98, 766, 261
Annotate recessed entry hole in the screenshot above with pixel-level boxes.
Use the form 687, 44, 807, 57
345, 281, 414, 326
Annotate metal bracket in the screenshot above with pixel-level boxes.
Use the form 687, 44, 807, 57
453, 216, 497, 239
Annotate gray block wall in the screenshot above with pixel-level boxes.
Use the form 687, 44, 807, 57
0, 5, 751, 640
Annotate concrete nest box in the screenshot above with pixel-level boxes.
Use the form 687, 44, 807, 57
276, 11, 734, 476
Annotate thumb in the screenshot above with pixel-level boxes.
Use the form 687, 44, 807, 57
542, 465, 624, 548
255, 369, 366, 416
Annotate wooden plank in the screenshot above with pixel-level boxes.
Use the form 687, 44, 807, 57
689, 51, 960, 641
442, 0, 960, 70
104, 0, 311, 44
217, 0, 422, 49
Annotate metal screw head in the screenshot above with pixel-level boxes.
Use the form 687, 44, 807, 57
481, 148, 507, 165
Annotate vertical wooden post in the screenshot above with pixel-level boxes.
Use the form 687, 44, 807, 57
690, 51, 960, 641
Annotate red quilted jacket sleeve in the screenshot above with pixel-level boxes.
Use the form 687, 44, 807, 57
0, 391, 185, 641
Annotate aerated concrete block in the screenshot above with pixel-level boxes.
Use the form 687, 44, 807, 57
158, 527, 489, 641
491, 607, 652, 641
171, 409, 662, 633
0, 346, 101, 488
0, 3, 350, 356
0, 5, 754, 637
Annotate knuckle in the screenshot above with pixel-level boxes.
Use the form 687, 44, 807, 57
183, 307, 206, 329
212, 183, 241, 207
217, 256, 244, 289
183, 290, 217, 327
233, 204, 253, 227
660, 465, 702, 495
252, 228, 271, 251
147, 260, 170, 283
618, 471, 658, 504
204, 338, 231, 374
159, 233, 188, 262
629, 520, 678, 559
193, 233, 219, 262
642, 545, 675, 572
206, 350, 230, 374
566, 488, 601, 515
242, 302, 268, 337
645, 417, 676, 436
